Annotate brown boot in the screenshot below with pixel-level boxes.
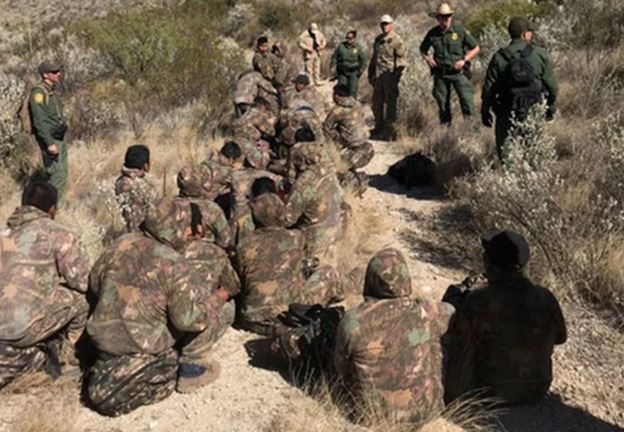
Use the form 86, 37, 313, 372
176, 359, 221, 394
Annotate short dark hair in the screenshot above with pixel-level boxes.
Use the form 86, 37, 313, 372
254, 96, 271, 108
220, 141, 242, 160
22, 181, 58, 212
294, 127, 316, 143
257, 36, 268, 46
333, 84, 350, 97
347, 30, 357, 38
124, 144, 150, 169
251, 177, 277, 198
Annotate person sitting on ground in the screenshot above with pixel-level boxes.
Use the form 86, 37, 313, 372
333, 248, 454, 425
252, 36, 275, 82
323, 84, 374, 196
233, 69, 279, 118
0, 182, 90, 389
284, 130, 344, 264
234, 178, 342, 336
443, 230, 567, 405
282, 74, 329, 118
115, 144, 157, 233
85, 206, 233, 416
271, 41, 298, 93
231, 97, 277, 149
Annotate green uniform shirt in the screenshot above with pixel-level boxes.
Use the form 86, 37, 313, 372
331, 42, 368, 75
28, 83, 65, 147
420, 23, 478, 68
482, 39, 558, 111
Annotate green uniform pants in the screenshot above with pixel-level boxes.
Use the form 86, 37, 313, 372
337, 71, 361, 98
433, 73, 475, 124
372, 71, 400, 132
495, 113, 513, 161
41, 140, 68, 201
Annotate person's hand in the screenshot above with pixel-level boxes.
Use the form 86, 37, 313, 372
425, 56, 437, 69
453, 59, 466, 71
47, 144, 59, 155
481, 109, 493, 128
214, 287, 230, 302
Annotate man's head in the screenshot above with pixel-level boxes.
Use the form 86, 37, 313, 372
22, 181, 58, 218
345, 30, 357, 45
333, 84, 350, 103
220, 141, 244, 169
481, 230, 530, 274
38, 61, 62, 85
363, 248, 412, 299
251, 176, 277, 197
293, 74, 310, 92
380, 14, 394, 34
430, 2, 454, 30
508, 17, 534, 43
309, 23, 318, 33
124, 144, 150, 172
257, 36, 269, 53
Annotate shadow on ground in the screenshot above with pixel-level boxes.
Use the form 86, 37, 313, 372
497, 394, 624, 432
368, 173, 442, 200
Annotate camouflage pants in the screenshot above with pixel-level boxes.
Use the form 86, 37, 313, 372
0, 343, 47, 390
341, 141, 374, 170
87, 301, 234, 416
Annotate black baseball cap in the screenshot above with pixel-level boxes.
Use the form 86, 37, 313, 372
38, 61, 63, 75
481, 230, 530, 270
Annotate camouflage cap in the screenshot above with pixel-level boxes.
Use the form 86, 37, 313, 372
249, 193, 288, 228
177, 165, 214, 198
291, 142, 322, 168
143, 197, 190, 250
363, 248, 412, 299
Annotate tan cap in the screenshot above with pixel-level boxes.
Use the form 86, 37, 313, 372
309, 23, 318, 32
429, 2, 454, 17
380, 14, 393, 24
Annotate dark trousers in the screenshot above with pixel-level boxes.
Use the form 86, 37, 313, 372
372, 71, 400, 131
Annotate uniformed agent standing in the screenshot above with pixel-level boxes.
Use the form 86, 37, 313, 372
420, 3, 480, 125
331, 30, 368, 98
481, 17, 558, 160
29, 61, 69, 200
368, 15, 407, 141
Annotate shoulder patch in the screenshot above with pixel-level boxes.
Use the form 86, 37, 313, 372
33, 92, 45, 104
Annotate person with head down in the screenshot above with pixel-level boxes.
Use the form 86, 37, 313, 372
333, 248, 455, 425
234, 178, 342, 336
85, 199, 234, 416
443, 230, 567, 405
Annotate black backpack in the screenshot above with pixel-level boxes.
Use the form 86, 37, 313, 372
500, 45, 542, 119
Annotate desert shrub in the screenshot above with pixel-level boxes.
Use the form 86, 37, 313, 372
455, 106, 624, 316
562, 0, 624, 49
466, 0, 553, 37
254, 0, 316, 36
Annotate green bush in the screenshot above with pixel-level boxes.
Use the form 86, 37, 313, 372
466, 0, 553, 37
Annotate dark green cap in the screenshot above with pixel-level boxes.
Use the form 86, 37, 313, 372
508, 17, 534, 38
38, 61, 62, 75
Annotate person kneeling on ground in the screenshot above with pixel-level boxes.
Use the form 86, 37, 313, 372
443, 230, 567, 405
333, 248, 454, 425
85, 203, 232, 416
0, 182, 90, 389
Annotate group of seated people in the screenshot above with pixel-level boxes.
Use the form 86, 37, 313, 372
0, 63, 567, 423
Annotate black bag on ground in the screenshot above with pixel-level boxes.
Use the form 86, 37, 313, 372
387, 152, 437, 187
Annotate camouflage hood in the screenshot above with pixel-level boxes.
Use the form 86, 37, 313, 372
363, 248, 412, 299
177, 164, 214, 198
142, 197, 190, 250
6, 205, 50, 229
336, 96, 358, 109
249, 193, 288, 228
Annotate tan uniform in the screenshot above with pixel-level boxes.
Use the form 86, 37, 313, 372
298, 29, 327, 85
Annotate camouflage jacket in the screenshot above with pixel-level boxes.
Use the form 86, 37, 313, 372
115, 166, 158, 232
278, 105, 324, 147
285, 165, 342, 227
234, 194, 306, 325
334, 248, 454, 424
368, 30, 407, 79
178, 157, 233, 200
0, 206, 90, 341
252, 51, 275, 81
233, 70, 279, 107
445, 273, 567, 404
323, 96, 369, 148
273, 43, 298, 92
87, 233, 226, 356
282, 86, 328, 119
232, 107, 276, 143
